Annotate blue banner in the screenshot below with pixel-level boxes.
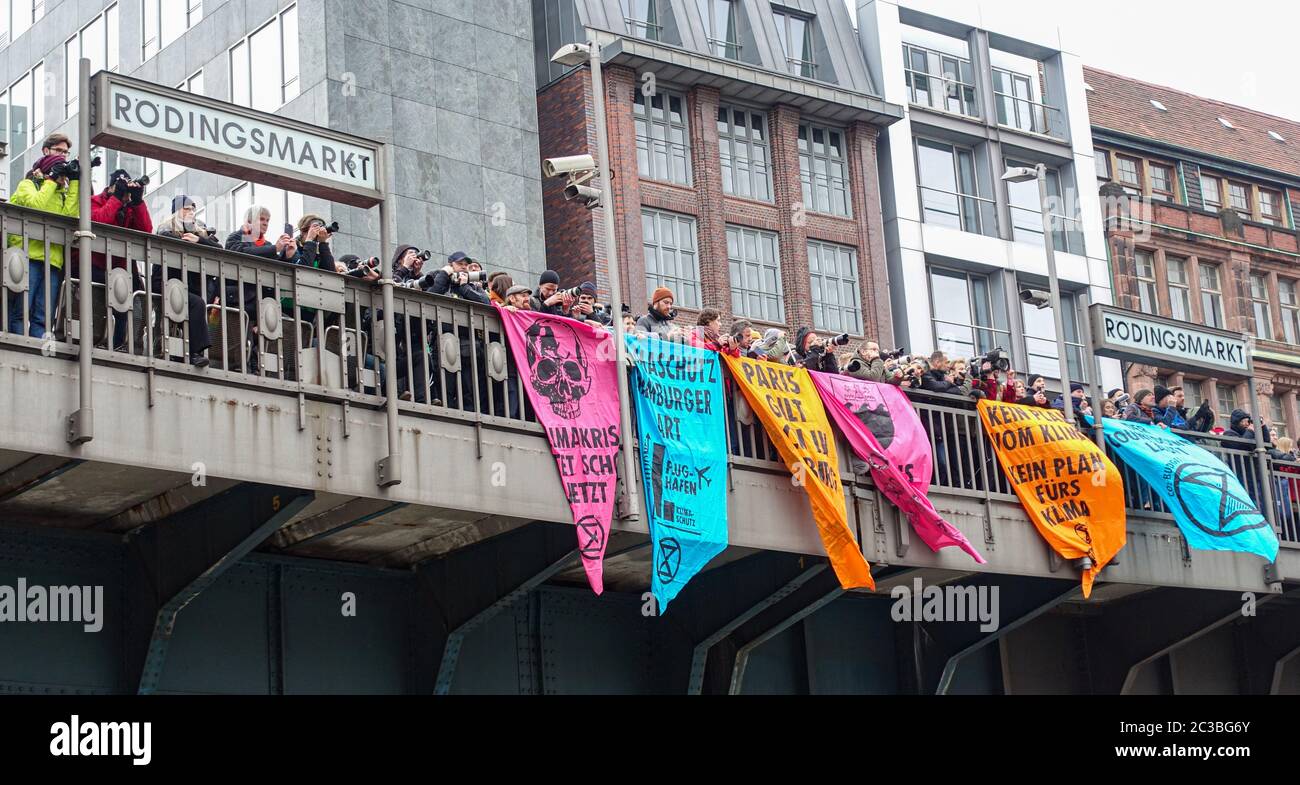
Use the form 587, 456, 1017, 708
1086, 416, 1279, 561
626, 335, 729, 612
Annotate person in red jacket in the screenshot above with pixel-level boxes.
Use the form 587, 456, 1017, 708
970, 359, 1020, 402
70, 168, 154, 350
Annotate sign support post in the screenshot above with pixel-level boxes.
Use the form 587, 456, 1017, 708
68, 57, 95, 445
376, 146, 400, 487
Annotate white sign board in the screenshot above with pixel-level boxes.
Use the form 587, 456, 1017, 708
90, 71, 383, 207
1091, 303, 1251, 379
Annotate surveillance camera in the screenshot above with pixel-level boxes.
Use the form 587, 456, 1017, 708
543, 155, 596, 178
1019, 288, 1052, 309
564, 183, 602, 207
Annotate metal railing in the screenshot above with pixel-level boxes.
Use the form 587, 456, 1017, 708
1009, 204, 1085, 255
902, 56, 978, 118
1, 200, 1296, 547
992, 90, 1065, 139
917, 185, 998, 237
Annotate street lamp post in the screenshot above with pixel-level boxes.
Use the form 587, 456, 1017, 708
551, 41, 640, 522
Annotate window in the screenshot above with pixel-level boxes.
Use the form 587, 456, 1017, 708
620, 0, 661, 40
1200, 174, 1222, 209
1149, 162, 1175, 202
696, 0, 739, 59
1215, 383, 1237, 425
1271, 396, 1289, 441
1134, 249, 1158, 314
798, 123, 850, 217
717, 106, 770, 200
141, 70, 204, 193
1094, 148, 1111, 181
1259, 188, 1283, 226
1228, 181, 1250, 218
2, 0, 45, 43
1250, 273, 1274, 340
65, 4, 119, 119
230, 4, 298, 112
1167, 255, 1191, 322
807, 241, 860, 334
641, 209, 700, 309
1022, 290, 1086, 382
902, 43, 977, 116
1182, 380, 1204, 411
1115, 155, 1141, 193
0, 63, 45, 197
727, 226, 782, 323
220, 181, 303, 245
773, 9, 815, 78
928, 267, 1010, 360
915, 138, 985, 234
633, 89, 690, 185
992, 67, 1041, 134
1199, 262, 1224, 329
1005, 159, 1080, 254
142, 0, 201, 61
1280, 279, 1300, 345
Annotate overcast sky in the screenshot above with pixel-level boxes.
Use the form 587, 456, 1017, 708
846, 0, 1299, 122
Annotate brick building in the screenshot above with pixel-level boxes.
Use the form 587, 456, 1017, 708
1086, 66, 1300, 439
530, 0, 903, 344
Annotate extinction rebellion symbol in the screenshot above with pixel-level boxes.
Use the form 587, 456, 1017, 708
656, 538, 682, 582
576, 515, 605, 559
1170, 463, 1268, 537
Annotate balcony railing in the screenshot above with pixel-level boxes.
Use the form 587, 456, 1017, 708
993, 90, 1065, 139
917, 185, 998, 237
1009, 204, 1086, 256
1, 200, 1296, 547
902, 44, 978, 119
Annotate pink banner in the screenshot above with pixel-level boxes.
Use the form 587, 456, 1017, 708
498, 307, 622, 593
809, 370, 985, 564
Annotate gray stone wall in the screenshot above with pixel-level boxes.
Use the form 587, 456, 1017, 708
0, 0, 545, 285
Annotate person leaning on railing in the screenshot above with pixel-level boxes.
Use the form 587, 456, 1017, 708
81, 168, 153, 351
5, 134, 80, 338
152, 194, 219, 367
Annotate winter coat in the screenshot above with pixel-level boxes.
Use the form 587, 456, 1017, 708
921, 368, 966, 396
85, 191, 152, 271
427, 268, 490, 305
1123, 403, 1157, 425
5, 177, 80, 269
637, 308, 675, 338
224, 229, 293, 263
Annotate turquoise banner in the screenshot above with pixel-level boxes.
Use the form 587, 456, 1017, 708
626, 336, 729, 612
1087, 416, 1279, 561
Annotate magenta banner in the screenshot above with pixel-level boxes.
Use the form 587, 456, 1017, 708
809, 370, 985, 564
498, 307, 622, 593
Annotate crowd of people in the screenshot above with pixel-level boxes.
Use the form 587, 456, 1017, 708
6, 134, 1297, 518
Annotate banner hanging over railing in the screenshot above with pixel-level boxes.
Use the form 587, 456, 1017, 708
1086, 416, 1279, 562
723, 355, 874, 590
810, 371, 985, 564
498, 307, 621, 595
977, 400, 1126, 597
626, 336, 728, 612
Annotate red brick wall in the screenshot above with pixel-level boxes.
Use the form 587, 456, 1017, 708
536, 69, 597, 291
534, 67, 897, 342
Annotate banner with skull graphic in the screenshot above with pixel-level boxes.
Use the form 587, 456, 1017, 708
498, 307, 622, 594
810, 370, 985, 564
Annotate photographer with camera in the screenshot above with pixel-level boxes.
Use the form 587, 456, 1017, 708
338, 254, 382, 282
789, 327, 842, 374
920, 351, 972, 396
392, 245, 428, 287
843, 341, 906, 382
77, 166, 153, 350
1018, 374, 1052, 408
570, 281, 611, 326
637, 286, 677, 338
290, 214, 337, 272
969, 349, 1020, 402
529, 270, 573, 316
153, 195, 221, 367
425, 251, 490, 305
224, 205, 297, 263
5, 134, 85, 337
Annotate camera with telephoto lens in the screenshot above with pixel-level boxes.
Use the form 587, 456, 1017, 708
830, 333, 851, 346
977, 346, 1011, 374
880, 346, 907, 361
464, 271, 488, 284
47, 155, 101, 182
345, 256, 380, 277
415, 250, 431, 262
311, 218, 341, 234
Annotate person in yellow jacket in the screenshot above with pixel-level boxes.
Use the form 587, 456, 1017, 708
6, 134, 80, 337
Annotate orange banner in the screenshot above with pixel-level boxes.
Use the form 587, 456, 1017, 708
724, 355, 874, 590
976, 400, 1126, 597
